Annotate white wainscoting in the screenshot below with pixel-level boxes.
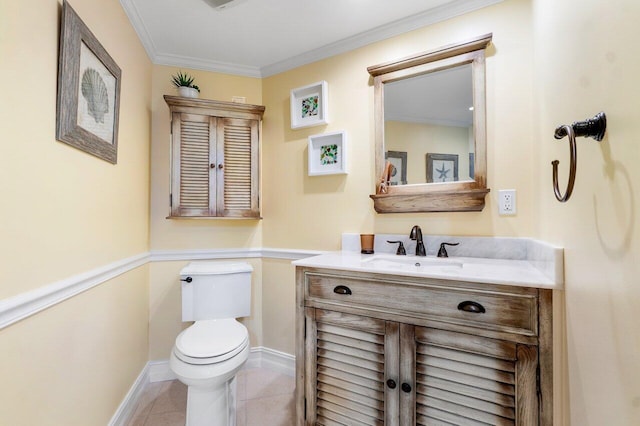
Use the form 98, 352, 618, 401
0, 247, 322, 330
1, 247, 315, 426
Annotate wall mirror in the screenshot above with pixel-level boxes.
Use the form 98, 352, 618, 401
368, 33, 492, 213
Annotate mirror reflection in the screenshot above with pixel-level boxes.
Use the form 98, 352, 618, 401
384, 64, 474, 185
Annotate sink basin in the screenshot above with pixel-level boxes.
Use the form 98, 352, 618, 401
361, 254, 463, 270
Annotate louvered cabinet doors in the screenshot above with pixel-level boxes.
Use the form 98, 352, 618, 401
296, 267, 553, 426
164, 96, 265, 218
302, 311, 538, 426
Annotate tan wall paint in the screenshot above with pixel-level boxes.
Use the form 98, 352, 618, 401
149, 65, 263, 250
533, 0, 640, 424
0, 267, 149, 425
148, 67, 265, 359
262, 258, 297, 355
0, 0, 151, 424
262, 0, 534, 252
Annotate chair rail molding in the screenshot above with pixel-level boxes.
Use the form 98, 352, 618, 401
0, 248, 323, 330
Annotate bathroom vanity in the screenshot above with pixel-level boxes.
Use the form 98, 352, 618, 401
294, 239, 561, 426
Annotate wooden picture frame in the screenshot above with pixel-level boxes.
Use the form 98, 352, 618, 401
290, 81, 328, 129
426, 153, 459, 183
56, 0, 121, 164
385, 150, 407, 185
308, 131, 347, 176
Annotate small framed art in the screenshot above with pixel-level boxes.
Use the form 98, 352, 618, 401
56, 0, 121, 164
426, 153, 459, 183
290, 81, 328, 129
308, 131, 347, 176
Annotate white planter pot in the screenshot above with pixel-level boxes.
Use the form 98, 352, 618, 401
178, 87, 199, 98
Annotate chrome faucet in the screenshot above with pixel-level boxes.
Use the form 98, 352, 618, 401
410, 225, 426, 256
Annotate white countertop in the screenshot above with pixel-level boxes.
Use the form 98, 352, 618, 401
293, 250, 563, 290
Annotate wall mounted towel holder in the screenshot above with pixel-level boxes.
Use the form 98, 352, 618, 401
552, 112, 606, 202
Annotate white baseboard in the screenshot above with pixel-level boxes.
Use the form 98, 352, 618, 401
111, 347, 294, 424
108, 363, 150, 426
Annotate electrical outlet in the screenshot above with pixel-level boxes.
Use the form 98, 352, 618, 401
499, 189, 516, 215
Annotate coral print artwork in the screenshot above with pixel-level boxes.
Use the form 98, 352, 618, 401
320, 144, 338, 165
301, 95, 319, 118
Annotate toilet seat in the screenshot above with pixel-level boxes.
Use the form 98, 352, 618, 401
174, 319, 249, 365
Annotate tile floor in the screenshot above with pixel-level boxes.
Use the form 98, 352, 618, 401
128, 367, 296, 426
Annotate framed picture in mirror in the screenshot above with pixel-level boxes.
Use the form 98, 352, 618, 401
385, 151, 407, 185
426, 153, 458, 183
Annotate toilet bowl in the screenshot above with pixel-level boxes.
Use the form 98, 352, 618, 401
170, 262, 253, 426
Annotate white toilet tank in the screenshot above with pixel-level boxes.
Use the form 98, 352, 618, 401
180, 262, 252, 322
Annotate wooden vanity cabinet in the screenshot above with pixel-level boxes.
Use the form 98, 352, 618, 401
296, 267, 553, 426
164, 95, 265, 219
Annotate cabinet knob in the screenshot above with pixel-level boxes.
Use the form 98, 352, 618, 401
401, 383, 412, 393
210, 163, 216, 169
333, 285, 352, 295
457, 300, 486, 314
218, 163, 224, 169
386, 379, 397, 389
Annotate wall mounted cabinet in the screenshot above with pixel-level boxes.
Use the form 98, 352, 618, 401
164, 95, 265, 218
296, 267, 552, 425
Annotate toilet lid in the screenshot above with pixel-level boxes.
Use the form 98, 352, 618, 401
175, 319, 248, 360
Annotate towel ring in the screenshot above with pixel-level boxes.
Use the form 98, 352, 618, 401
551, 112, 606, 202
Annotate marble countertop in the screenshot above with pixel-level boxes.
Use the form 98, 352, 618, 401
293, 234, 564, 290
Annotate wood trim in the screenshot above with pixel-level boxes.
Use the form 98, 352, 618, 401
538, 290, 554, 425
164, 95, 265, 119
385, 321, 400, 425
516, 345, 539, 426
369, 35, 492, 213
295, 268, 307, 426
370, 188, 490, 213
367, 33, 493, 77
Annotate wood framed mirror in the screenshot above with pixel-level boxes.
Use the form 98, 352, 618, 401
369, 33, 492, 213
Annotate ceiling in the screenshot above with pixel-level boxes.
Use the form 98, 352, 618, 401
120, 0, 501, 78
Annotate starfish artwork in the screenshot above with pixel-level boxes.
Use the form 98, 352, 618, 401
436, 162, 451, 181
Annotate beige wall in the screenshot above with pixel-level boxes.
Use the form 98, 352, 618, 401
147, 67, 265, 359
149, 65, 263, 250
3, 0, 640, 424
0, 0, 151, 424
532, 0, 640, 424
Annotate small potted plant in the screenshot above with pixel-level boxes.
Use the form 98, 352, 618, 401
172, 71, 200, 98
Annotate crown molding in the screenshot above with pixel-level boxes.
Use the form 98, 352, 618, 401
260, 0, 503, 77
121, 0, 502, 77
153, 52, 263, 78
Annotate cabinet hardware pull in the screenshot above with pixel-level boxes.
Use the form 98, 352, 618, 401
180, 276, 193, 283
218, 163, 224, 169
210, 163, 216, 169
333, 285, 352, 295
457, 300, 485, 313
386, 379, 396, 389
401, 383, 412, 393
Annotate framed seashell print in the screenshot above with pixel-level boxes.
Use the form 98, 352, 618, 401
56, 0, 121, 164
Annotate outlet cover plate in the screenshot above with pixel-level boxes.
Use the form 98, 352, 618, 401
499, 189, 516, 215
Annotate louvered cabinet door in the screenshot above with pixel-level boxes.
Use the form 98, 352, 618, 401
171, 112, 216, 216
216, 117, 260, 217
305, 308, 399, 426
405, 327, 538, 426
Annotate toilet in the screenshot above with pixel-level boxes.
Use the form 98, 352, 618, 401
170, 261, 252, 426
